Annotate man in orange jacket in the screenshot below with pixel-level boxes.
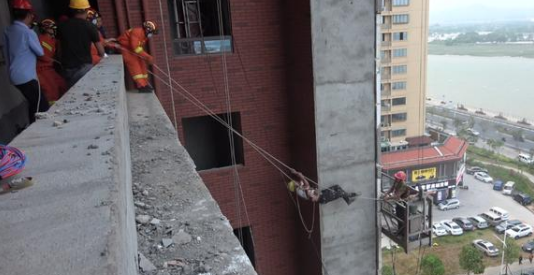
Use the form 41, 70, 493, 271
117, 21, 157, 93
36, 19, 67, 103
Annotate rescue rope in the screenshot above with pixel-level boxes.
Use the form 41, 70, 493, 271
0, 145, 27, 180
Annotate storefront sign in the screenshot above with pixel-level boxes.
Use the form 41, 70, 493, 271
411, 167, 437, 182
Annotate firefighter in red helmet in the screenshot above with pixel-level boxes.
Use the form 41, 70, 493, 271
383, 171, 409, 201
36, 18, 67, 103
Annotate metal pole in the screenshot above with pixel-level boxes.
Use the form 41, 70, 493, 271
500, 220, 508, 275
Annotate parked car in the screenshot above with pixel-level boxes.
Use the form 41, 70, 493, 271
453, 218, 475, 231
503, 181, 516, 195
438, 199, 460, 211
472, 239, 500, 257
467, 128, 480, 137
490, 207, 509, 220
441, 220, 464, 236
432, 223, 448, 237
521, 240, 534, 253
514, 193, 533, 206
469, 216, 489, 229
493, 180, 504, 191
494, 219, 522, 234
506, 224, 533, 239
466, 166, 488, 175
479, 212, 503, 226
518, 153, 534, 164
475, 172, 493, 183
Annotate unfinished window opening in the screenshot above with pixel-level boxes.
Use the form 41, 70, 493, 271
168, 0, 233, 55
183, 112, 244, 171
233, 227, 256, 268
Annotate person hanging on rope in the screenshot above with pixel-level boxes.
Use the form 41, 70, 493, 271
287, 169, 358, 205
117, 21, 158, 93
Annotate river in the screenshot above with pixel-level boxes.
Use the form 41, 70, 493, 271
427, 55, 534, 121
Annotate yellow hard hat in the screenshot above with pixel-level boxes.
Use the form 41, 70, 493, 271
69, 0, 90, 10
287, 180, 297, 192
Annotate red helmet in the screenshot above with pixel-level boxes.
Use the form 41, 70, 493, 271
394, 171, 407, 181
12, 0, 32, 10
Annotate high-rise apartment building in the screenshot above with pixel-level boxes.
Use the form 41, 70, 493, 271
380, 0, 429, 143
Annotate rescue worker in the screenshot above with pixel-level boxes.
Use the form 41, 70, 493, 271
287, 169, 358, 205
383, 171, 413, 236
57, 0, 105, 88
3, 0, 49, 123
86, 9, 116, 64
117, 21, 158, 93
36, 19, 67, 103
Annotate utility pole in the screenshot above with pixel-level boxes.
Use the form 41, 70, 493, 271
495, 220, 508, 275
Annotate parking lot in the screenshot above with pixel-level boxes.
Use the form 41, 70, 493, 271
434, 174, 534, 224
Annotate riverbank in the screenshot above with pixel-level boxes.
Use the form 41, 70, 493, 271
428, 43, 534, 58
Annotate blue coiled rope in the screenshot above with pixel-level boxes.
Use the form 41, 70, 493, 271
0, 145, 27, 180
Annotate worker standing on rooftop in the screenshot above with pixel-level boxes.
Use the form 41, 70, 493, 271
117, 21, 158, 93
86, 9, 117, 65
57, 0, 105, 88
36, 19, 67, 103
3, 0, 49, 123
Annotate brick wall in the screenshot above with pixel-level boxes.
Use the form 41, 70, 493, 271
99, 0, 319, 274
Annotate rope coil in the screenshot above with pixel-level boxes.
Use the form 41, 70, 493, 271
0, 145, 27, 180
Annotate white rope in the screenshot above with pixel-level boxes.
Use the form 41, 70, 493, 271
157, 0, 179, 131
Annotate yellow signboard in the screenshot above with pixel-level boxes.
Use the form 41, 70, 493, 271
411, 167, 437, 182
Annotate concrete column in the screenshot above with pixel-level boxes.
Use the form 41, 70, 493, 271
310, 0, 379, 274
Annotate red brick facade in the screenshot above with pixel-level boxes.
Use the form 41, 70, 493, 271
98, 0, 321, 274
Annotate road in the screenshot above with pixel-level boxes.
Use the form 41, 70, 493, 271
426, 105, 534, 156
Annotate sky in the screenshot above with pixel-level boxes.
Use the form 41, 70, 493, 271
430, 0, 534, 24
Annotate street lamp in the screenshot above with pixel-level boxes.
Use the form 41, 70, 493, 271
494, 220, 508, 275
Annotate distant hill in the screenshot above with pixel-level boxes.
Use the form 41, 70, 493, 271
430, 5, 534, 25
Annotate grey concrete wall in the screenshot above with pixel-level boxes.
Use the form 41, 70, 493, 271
310, 1, 379, 275
127, 92, 257, 275
0, 56, 138, 275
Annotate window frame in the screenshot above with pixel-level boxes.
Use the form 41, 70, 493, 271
392, 97, 407, 106
168, 0, 233, 56
392, 14, 409, 24
393, 32, 408, 41
392, 81, 407, 90
392, 65, 407, 74
392, 48, 407, 58
391, 129, 407, 137
391, 112, 407, 122
392, 0, 410, 7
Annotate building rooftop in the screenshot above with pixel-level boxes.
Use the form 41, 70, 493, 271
381, 136, 468, 170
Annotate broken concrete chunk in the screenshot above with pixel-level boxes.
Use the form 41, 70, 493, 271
135, 215, 151, 224
172, 231, 192, 245
150, 218, 161, 226
165, 259, 186, 267
134, 201, 146, 208
138, 253, 157, 272
87, 144, 99, 150
35, 112, 51, 120
161, 238, 173, 248
142, 190, 149, 196
53, 120, 63, 127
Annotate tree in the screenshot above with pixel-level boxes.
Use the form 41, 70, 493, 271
440, 119, 448, 130
487, 139, 497, 154
503, 238, 521, 274
459, 245, 485, 275
453, 118, 463, 130
420, 254, 445, 275
382, 265, 394, 275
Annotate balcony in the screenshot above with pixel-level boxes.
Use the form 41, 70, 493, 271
381, 57, 391, 64
381, 41, 392, 47
381, 104, 392, 112
0, 56, 256, 275
382, 88, 392, 97
380, 24, 392, 30
381, 122, 392, 128
381, 72, 391, 81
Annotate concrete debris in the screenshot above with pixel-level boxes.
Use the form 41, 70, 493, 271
134, 201, 146, 208
142, 190, 149, 196
135, 215, 151, 224
87, 144, 99, 150
52, 120, 63, 127
138, 253, 157, 272
150, 218, 161, 226
164, 259, 186, 267
161, 238, 173, 248
35, 112, 51, 119
172, 231, 192, 245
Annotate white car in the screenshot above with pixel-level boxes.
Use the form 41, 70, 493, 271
467, 128, 480, 136
441, 220, 464, 236
432, 223, 448, 237
474, 172, 493, 183
472, 239, 499, 257
505, 224, 533, 239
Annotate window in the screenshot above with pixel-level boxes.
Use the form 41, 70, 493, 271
183, 112, 244, 170
392, 0, 409, 6
392, 97, 406, 106
392, 81, 406, 90
382, 33, 389, 42
391, 112, 407, 122
393, 32, 408, 41
392, 129, 407, 137
392, 48, 407, 58
392, 65, 407, 74
234, 227, 256, 268
168, 0, 233, 55
380, 50, 388, 59
392, 14, 409, 24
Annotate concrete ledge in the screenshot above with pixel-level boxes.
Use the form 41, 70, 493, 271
0, 56, 138, 275
127, 92, 257, 275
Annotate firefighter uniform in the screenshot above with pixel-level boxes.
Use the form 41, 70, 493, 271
37, 26, 67, 102
117, 28, 153, 89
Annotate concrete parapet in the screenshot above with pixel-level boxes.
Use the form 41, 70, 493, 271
0, 56, 138, 275
127, 92, 257, 275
